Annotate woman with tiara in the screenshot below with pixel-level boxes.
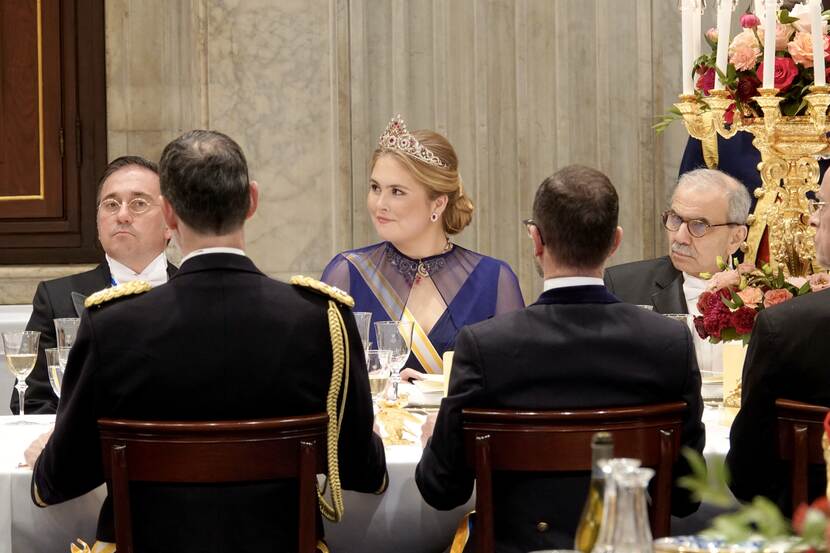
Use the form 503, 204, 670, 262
322, 115, 524, 375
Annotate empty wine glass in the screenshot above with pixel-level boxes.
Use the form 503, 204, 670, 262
353, 312, 372, 353
374, 320, 414, 401
45, 347, 68, 399
54, 318, 80, 369
2, 331, 40, 420
365, 349, 391, 403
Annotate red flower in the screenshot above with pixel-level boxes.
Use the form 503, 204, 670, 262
755, 57, 798, 93
697, 67, 716, 96
724, 103, 736, 126
703, 300, 731, 339
697, 291, 716, 314
693, 315, 709, 339
729, 306, 757, 335
740, 13, 760, 29
793, 497, 830, 534
736, 73, 761, 103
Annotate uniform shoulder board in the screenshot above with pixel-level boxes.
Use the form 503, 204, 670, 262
84, 280, 152, 309
289, 275, 355, 308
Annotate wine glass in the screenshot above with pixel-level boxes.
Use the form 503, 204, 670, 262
45, 347, 68, 399
54, 318, 80, 368
2, 331, 40, 420
353, 312, 372, 353
374, 320, 414, 401
365, 349, 391, 403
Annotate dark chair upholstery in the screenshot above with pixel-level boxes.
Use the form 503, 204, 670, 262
462, 402, 686, 553
98, 413, 328, 553
775, 398, 829, 513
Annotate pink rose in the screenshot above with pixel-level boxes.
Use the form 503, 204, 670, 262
730, 30, 762, 71
809, 272, 830, 292
763, 288, 794, 308
737, 262, 756, 275
737, 286, 763, 308
697, 67, 716, 96
707, 269, 741, 291
706, 27, 719, 44
756, 57, 799, 92
775, 23, 796, 50
741, 13, 761, 30
789, 32, 818, 67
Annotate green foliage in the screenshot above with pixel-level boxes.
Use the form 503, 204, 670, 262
654, 106, 683, 134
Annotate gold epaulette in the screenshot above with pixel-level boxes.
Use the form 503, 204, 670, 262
84, 280, 152, 308
289, 275, 354, 308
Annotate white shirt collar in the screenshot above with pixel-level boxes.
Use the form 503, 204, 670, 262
106, 252, 169, 288
180, 247, 246, 265
543, 276, 605, 291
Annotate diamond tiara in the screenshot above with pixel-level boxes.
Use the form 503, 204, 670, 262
377, 114, 448, 169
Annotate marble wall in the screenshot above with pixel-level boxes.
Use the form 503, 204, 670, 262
0, 0, 698, 304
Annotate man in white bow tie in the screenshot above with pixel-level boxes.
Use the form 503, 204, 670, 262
603, 168, 751, 374
11, 156, 174, 415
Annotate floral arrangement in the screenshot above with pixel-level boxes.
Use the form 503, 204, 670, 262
694, 257, 830, 344
657, 3, 830, 132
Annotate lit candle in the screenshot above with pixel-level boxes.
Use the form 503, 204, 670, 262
715, 0, 733, 90
682, 1, 694, 94
810, 0, 826, 87
763, 0, 777, 88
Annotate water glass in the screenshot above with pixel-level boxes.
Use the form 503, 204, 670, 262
2, 331, 40, 419
54, 318, 81, 350
353, 312, 372, 352
365, 349, 391, 402
374, 320, 414, 400
45, 347, 68, 399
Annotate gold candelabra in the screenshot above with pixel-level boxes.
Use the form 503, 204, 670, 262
675, 87, 830, 276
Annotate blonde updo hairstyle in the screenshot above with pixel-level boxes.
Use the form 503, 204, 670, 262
371, 130, 474, 235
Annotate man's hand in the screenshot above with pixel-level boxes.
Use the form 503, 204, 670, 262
399, 368, 424, 383
420, 412, 437, 449
24, 428, 53, 468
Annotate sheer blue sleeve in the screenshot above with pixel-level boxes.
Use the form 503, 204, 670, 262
495, 262, 525, 314
321, 255, 352, 293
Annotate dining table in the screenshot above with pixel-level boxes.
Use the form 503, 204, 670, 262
0, 405, 732, 553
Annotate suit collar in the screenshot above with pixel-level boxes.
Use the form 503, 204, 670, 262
651, 256, 686, 314
532, 285, 620, 306
172, 252, 263, 279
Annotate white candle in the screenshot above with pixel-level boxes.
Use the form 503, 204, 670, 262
692, 2, 702, 73
810, 0, 826, 87
715, 0, 733, 89
763, 0, 777, 88
682, 1, 694, 94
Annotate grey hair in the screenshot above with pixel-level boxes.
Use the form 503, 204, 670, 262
674, 168, 752, 224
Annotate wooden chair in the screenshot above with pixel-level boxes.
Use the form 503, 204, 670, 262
775, 399, 829, 513
462, 402, 686, 553
98, 413, 328, 553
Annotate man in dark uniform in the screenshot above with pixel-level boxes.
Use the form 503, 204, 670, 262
11, 156, 175, 415
416, 165, 705, 553
727, 167, 830, 514
25, 130, 387, 552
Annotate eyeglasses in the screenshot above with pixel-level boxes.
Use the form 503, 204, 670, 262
808, 199, 828, 215
98, 197, 156, 216
522, 218, 545, 245
662, 210, 741, 238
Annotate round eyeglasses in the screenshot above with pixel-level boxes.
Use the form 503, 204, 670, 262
98, 197, 156, 216
662, 210, 742, 238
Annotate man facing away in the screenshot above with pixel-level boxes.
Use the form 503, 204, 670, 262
416, 165, 705, 553
604, 168, 751, 376
25, 130, 387, 552
11, 156, 175, 415
727, 167, 830, 513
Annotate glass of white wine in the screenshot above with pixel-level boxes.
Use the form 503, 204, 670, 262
366, 349, 391, 403
45, 347, 68, 399
2, 331, 40, 421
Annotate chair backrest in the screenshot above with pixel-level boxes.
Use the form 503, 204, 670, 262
462, 402, 686, 553
775, 399, 829, 513
98, 413, 328, 553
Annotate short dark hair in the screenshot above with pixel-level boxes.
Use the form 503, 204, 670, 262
532, 165, 619, 269
159, 130, 251, 235
96, 156, 159, 203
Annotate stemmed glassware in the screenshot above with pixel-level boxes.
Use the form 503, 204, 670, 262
45, 348, 67, 399
353, 312, 372, 353
365, 349, 392, 403
2, 331, 40, 421
374, 320, 414, 401
54, 318, 80, 369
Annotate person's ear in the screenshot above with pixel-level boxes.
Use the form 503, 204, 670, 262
160, 196, 178, 232
607, 226, 624, 259
247, 182, 259, 220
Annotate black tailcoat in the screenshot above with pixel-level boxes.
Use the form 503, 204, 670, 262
415, 285, 705, 553
31, 254, 386, 552
604, 256, 686, 314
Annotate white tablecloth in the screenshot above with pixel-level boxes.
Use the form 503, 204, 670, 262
0, 408, 732, 553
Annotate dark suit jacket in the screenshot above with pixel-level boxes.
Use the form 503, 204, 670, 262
11, 261, 176, 415
415, 285, 705, 553
604, 256, 686, 314
726, 288, 830, 514
31, 254, 386, 552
